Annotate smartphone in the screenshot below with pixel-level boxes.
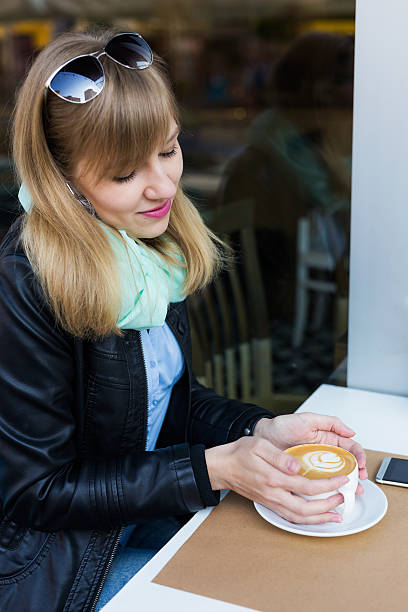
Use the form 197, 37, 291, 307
376, 457, 408, 488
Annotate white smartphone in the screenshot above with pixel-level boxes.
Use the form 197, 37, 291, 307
376, 456, 408, 488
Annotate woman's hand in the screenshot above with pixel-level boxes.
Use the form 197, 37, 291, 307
205, 436, 351, 525
254, 412, 368, 486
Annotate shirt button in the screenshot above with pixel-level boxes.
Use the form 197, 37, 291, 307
150, 361, 156, 368
152, 399, 159, 407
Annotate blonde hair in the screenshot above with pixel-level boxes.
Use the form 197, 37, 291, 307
13, 28, 224, 338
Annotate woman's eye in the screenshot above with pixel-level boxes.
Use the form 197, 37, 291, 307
113, 170, 137, 183
112, 144, 178, 182
161, 145, 178, 158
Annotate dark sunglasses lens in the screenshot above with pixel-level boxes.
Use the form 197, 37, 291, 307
49, 56, 104, 102
105, 33, 153, 69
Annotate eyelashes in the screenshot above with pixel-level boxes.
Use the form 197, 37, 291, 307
161, 147, 177, 159
114, 169, 137, 184
113, 145, 179, 184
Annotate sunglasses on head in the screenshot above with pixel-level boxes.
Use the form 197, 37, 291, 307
44, 32, 153, 104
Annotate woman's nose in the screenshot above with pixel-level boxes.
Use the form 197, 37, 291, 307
143, 165, 177, 201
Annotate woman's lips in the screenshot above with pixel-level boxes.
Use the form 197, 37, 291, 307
140, 199, 172, 218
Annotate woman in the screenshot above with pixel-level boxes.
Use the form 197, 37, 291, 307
0, 29, 367, 611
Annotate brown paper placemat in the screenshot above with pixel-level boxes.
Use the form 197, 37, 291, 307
154, 450, 408, 611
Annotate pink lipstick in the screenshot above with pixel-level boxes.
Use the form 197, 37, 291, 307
140, 199, 172, 218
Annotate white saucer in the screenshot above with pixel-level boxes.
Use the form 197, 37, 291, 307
254, 479, 388, 537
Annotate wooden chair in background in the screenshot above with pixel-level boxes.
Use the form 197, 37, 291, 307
292, 212, 349, 348
188, 199, 306, 415
292, 214, 337, 347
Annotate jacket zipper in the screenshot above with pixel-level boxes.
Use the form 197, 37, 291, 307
90, 317, 187, 610
91, 331, 148, 611
138, 330, 149, 449
90, 527, 123, 612
166, 317, 192, 442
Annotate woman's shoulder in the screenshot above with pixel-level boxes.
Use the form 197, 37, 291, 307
0, 215, 38, 290
0, 215, 27, 261
0, 215, 46, 307
0, 216, 74, 346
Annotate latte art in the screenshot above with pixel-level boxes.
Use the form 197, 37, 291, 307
302, 450, 346, 475
284, 444, 356, 479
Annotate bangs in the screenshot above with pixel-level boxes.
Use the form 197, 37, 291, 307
69, 58, 178, 183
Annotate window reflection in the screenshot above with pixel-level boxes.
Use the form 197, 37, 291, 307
217, 31, 353, 329
0, 4, 355, 403
181, 27, 354, 401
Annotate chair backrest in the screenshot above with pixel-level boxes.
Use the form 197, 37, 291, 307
187, 198, 273, 401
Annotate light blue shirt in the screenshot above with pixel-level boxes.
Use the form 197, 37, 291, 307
141, 322, 185, 451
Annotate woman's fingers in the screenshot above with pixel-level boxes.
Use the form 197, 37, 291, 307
337, 435, 364, 461
272, 488, 344, 515
268, 503, 342, 525
266, 471, 349, 497
301, 412, 356, 438
252, 444, 353, 523
356, 482, 364, 495
336, 437, 368, 479
254, 438, 301, 475
206, 437, 357, 526
257, 436, 366, 496
262, 491, 344, 524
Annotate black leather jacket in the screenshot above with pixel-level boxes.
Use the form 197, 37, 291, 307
0, 218, 272, 611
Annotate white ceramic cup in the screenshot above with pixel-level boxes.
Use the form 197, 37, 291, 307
284, 444, 359, 522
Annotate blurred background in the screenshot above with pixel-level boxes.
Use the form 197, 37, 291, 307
0, 0, 355, 411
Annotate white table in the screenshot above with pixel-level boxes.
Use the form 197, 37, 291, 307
103, 384, 408, 611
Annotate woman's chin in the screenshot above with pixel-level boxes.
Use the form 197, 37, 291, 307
127, 214, 170, 239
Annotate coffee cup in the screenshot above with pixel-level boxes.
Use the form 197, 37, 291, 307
284, 443, 359, 522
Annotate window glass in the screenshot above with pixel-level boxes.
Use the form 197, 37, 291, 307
0, 2, 355, 406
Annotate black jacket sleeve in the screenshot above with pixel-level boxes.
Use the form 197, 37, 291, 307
189, 377, 274, 447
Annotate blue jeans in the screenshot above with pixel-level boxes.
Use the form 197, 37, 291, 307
95, 517, 182, 611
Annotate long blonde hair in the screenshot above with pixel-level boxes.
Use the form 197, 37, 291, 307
13, 28, 223, 339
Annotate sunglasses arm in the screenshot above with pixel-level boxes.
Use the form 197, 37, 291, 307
90, 50, 106, 59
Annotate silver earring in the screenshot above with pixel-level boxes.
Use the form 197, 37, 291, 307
66, 182, 96, 217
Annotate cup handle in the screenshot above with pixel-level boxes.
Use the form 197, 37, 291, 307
340, 489, 355, 520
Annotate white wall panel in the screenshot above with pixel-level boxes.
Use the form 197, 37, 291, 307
348, 0, 408, 394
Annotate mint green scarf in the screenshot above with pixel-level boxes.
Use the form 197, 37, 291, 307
18, 183, 186, 330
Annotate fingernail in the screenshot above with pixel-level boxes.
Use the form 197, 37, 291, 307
341, 476, 349, 485
288, 458, 300, 473
332, 514, 342, 523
